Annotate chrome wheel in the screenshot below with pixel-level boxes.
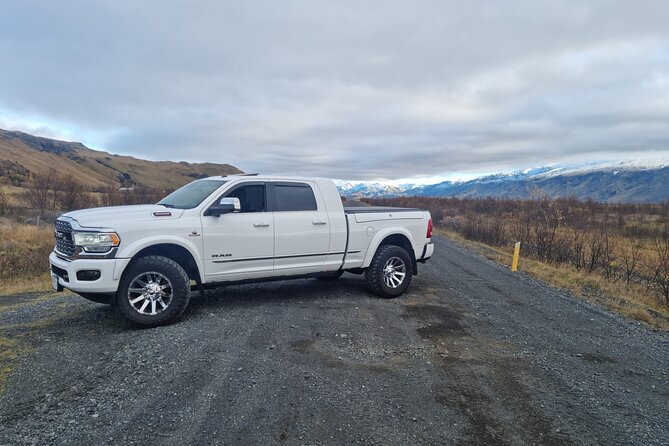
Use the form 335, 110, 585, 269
383, 257, 406, 289
127, 271, 173, 315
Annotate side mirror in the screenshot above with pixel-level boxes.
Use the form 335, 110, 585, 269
206, 197, 241, 216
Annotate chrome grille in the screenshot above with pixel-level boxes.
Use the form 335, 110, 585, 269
54, 219, 76, 256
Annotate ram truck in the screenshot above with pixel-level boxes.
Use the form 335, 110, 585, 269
49, 176, 433, 326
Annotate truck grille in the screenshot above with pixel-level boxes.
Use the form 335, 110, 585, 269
54, 219, 76, 256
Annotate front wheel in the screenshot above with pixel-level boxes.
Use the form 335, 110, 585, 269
117, 255, 191, 327
365, 245, 413, 298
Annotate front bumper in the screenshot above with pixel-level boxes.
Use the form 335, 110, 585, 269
49, 251, 129, 294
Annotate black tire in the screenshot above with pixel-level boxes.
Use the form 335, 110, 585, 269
117, 255, 191, 327
365, 244, 413, 298
316, 270, 344, 281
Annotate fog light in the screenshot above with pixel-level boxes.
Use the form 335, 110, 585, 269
76, 270, 101, 281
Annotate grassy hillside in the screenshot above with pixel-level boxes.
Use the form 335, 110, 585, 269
0, 129, 242, 189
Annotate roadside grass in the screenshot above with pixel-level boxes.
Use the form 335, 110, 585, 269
0, 220, 54, 296
437, 228, 669, 331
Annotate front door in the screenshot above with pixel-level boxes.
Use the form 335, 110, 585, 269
201, 182, 274, 281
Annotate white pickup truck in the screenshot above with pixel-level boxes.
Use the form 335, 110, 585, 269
49, 175, 433, 326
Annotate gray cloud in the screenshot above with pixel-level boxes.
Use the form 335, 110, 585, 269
1, 0, 668, 180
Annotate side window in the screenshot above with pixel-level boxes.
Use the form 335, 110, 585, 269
274, 184, 317, 211
225, 184, 266, 213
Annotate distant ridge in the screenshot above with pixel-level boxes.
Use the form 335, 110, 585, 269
338, 161, 669, 203
0, 128, 242, 189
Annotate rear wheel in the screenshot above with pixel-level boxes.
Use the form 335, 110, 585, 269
366, 245, 413, 298
117, 255, 191, 327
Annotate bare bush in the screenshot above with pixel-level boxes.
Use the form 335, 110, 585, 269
461, 216, 506, 245
650, 233, 669, 306
531, 194, 564, 262
57, 175, 98, 211
21, 169, 56, 217
0, 188, 6, 217
621, 238, 641, 285
601, 230, 618, 280
102, 178, 124, 206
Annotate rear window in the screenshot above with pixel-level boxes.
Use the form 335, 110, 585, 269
274, 184, 317, 211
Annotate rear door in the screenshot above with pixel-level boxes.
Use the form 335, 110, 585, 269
270, 181, 331, 274
200, 181, 274, 281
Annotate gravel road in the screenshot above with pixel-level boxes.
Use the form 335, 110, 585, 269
1, 236, 668, 445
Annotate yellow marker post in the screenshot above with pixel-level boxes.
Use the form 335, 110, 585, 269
511, 242, 521, 272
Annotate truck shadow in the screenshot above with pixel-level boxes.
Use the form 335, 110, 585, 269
182, 275, 371, 318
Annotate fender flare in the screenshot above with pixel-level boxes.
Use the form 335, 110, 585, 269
113, 236, 203, 281
361, 228, 416, 268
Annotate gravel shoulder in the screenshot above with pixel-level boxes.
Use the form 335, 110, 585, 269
0, 236, 668, 445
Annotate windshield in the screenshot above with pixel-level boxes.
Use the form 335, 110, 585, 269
157, 179, 228, 209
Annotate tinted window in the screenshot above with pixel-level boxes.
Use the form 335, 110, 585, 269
274, 184, 317, 211
226, 184, 266, 213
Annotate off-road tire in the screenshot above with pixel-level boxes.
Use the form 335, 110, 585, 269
365, 244, 413, 298
117, 255, 191, 327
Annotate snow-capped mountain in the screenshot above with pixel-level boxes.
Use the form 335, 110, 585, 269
335, 180, 415, 198
337, 160, 669, 203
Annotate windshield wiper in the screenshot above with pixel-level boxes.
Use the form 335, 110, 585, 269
159, 203, 176, 208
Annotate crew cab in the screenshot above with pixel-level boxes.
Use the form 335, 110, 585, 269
49, 175, 433, 326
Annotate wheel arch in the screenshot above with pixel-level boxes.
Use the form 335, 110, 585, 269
115, 236, 203, 284
362, 229, 418, 274
127, 243, 202, 283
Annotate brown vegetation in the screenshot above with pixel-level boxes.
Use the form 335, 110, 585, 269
365, 195, 669, 326
0, 219, 54, 284
0, 169, 172, 294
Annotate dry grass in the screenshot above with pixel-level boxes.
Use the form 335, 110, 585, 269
436, 228, 669, 331
0, 220, 54, 295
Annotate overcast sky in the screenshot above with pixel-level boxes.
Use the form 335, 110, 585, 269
1, 1, 668, 182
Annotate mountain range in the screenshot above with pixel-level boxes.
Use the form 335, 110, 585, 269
337, 161, 669, 203
2, 128, 667, 203
0, 128, 241, 190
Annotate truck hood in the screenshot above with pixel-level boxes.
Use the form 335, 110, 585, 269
63, 205, 185, 229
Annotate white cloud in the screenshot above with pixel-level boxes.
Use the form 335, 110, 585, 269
0, 0, 668, 180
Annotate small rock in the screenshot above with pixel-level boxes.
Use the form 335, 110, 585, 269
269, 344, 276, 350
340, 334, 348, 339
92, 413, 99, 418
237, 367, 243, 372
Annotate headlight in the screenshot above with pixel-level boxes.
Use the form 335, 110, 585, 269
72, 232, 120, 253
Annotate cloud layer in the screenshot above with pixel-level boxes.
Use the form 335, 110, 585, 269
1, 1, 668, 180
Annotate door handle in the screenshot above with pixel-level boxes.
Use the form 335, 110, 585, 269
253, 223, 270, 228
312, 221, 327, 225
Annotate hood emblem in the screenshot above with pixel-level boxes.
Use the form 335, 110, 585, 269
189, 229, 201, 237
153, 211, 172, 217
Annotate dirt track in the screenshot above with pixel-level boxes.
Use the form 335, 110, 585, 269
1, 236, 668, 445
